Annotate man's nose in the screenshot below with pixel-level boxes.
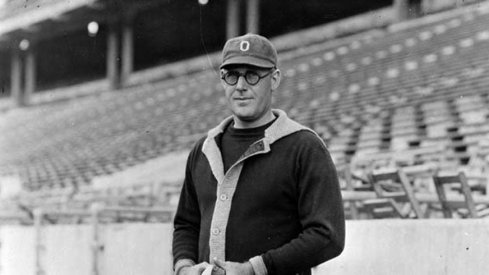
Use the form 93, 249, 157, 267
235, 75, 247, 90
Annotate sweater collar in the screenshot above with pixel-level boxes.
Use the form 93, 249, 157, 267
206, 109, 306, 145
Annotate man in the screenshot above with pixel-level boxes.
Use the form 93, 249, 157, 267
173, 33, 345, 275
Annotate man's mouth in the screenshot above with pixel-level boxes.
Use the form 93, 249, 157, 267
234, 97, 253, 102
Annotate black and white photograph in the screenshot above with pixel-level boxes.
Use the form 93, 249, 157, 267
0, 0, 488, 274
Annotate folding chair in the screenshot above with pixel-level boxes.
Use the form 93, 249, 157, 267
339, 164, 359, 219
432, 172, 488, 218
363, 198, 404, 219
365, 169, 424, 218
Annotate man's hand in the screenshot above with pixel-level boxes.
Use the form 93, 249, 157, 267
213, 258, 254, 275
179, 262, 212, 275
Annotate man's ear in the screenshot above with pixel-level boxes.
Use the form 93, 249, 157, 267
220, 69, 227, 88
271, 69, 281, 90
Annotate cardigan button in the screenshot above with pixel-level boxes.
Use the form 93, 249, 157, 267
219, 194, 228, 201
212, 228, 220, 235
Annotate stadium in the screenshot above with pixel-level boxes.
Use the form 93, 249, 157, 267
1, 0, 489, 274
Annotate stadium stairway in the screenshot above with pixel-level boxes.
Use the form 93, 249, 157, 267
1, 3, 489, 207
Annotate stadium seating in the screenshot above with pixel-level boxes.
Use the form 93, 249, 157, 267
1, 3, 489, 219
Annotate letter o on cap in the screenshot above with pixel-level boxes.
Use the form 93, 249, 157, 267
240, 41, 250, 52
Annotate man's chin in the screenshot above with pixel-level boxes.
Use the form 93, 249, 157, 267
231, 109, 253, 120
234, 114, 254, 122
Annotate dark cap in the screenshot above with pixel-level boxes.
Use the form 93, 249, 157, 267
220, 33, 277, 69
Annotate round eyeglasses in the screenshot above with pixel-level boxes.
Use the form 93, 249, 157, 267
221, 69, 274, 86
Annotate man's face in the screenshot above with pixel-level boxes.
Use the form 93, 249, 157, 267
220, 65, 281, 127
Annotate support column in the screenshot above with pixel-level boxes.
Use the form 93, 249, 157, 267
226, 0, 241, 39
106, 22, 120, 90
246, 0, 260, 34
121, 17, 134, 85
394, 0, 409, 22
24, 47, 36, 105
394, 0, 423, 21
10, 49, 23, 106
410, 0, 422, 18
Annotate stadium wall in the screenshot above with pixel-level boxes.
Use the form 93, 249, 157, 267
1, 220, 488, 275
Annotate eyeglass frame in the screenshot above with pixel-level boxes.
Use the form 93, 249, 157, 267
220, 67, 276, 86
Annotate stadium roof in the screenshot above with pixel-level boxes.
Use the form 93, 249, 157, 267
0, 0, 97, 35
0, 0, 160, 49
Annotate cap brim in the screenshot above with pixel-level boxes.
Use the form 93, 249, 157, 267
220, 56, 275, 69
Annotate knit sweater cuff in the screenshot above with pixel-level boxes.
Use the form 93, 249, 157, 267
174, 259, 195, 275
249, 256, 268, 275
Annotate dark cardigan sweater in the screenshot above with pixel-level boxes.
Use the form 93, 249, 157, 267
173, 109, 345, 275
